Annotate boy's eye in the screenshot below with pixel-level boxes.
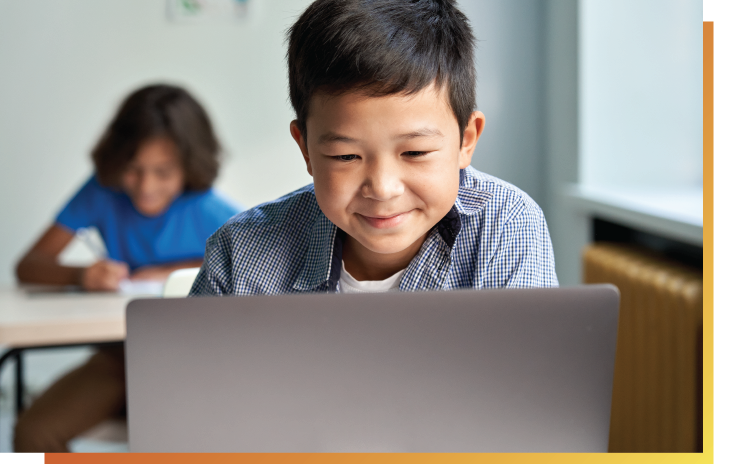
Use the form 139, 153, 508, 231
402, 151, 428, 157
335, 154, 359, 161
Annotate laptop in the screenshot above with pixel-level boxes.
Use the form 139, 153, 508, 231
125, 285, 619, 452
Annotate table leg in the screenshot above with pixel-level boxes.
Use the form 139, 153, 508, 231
15, 350, 24, 415
0, 341, 123, 449
0, 348, 25, 417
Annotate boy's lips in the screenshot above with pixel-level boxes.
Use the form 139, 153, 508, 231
358, 211, 410, 229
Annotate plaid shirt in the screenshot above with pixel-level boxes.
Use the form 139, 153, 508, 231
190, 166, 558, 296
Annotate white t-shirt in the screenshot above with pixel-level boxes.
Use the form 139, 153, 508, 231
339, 261, 405, 294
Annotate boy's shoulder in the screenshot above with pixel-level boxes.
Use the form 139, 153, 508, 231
217, 183, 322, 239
200, 184, 328, 295
457, 166, 544, 220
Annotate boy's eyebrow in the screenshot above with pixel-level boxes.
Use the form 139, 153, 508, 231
317, 128, 444, 144
395, 127, 445, 140
318, 132, 358, 144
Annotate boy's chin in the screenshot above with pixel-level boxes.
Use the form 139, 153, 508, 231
352, 234, 427, 257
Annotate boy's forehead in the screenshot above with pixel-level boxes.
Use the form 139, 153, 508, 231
311, 82, 447, 108
306, 84, 458, 133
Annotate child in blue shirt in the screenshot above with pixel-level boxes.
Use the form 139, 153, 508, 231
191, 0, 557, 297
14, 84, 241, 451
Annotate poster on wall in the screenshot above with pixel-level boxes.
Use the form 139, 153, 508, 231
166, 0, 249, 22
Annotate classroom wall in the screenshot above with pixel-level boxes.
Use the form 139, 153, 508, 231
459, 0, 546, 208
543, 0, 583, 286
579, 0, 703, 189
0, 0, 314, 285
0, 0, 547, 285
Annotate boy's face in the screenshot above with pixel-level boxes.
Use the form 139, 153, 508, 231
291, 84, 485, 269
121, 136, 185, 216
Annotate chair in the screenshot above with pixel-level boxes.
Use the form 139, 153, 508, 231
162, 268, 201, 298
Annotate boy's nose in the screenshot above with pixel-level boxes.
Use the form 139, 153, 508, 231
361, 160, 405, 201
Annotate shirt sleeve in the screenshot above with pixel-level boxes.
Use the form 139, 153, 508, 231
189, 225, 235, 296
55, 176, 104, 232
489, 201, 559, 288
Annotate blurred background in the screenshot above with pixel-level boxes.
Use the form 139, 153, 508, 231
0, 0, 702, 287
0, 0, 702, 453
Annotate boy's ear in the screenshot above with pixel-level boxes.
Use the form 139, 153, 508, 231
290, 120, 313, 176
458, 111, 486, 169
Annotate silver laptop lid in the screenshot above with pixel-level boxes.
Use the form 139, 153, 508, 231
126, 285, 619, 452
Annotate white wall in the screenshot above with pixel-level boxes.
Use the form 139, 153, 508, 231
544, 0, 585, 286
579, 0, 703, 189
0, 0, 547, 285
459, 0, 546, 207
545, 0, 703, 286
0, 0, 314, 284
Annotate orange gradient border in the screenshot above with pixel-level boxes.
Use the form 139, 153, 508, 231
43, 21, 715, 464
702, 21, 713, 462
44, 452, 709, 464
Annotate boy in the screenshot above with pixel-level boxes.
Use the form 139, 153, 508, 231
191, 0, 557, 296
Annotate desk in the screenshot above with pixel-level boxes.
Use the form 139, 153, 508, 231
0, 286, 133, 347
0, 285, 159, 417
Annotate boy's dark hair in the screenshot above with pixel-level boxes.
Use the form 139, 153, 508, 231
287, 0, 476, 141
92, 84, 220, 190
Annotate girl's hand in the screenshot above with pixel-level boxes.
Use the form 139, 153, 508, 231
130, 260, 202, 282
129, 265, 174, 282
81, 260, 130, 291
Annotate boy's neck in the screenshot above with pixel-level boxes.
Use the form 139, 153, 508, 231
342, 234, 428, 282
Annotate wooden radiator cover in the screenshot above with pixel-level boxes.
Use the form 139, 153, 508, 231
583, 242, 703, 452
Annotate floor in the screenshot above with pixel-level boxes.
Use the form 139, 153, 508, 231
0, 346, 128, 453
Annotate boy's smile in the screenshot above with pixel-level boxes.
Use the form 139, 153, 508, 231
291, 84, 485, 281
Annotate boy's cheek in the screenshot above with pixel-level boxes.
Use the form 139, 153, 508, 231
313, 180, 352, 221
313, 169, 345, 197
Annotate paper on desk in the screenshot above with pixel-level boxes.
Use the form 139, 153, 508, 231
118, 279, 164, 296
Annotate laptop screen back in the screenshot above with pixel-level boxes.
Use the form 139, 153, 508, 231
126, 285, 619, 452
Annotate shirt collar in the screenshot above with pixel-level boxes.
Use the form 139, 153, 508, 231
454, 167, 495, 216
292, 168, 494, 292
291, 212, 342, 293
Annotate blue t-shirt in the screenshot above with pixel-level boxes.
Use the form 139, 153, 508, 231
56, 176, 242, 270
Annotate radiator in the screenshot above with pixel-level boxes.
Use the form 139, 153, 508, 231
583, 242, 703, 453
